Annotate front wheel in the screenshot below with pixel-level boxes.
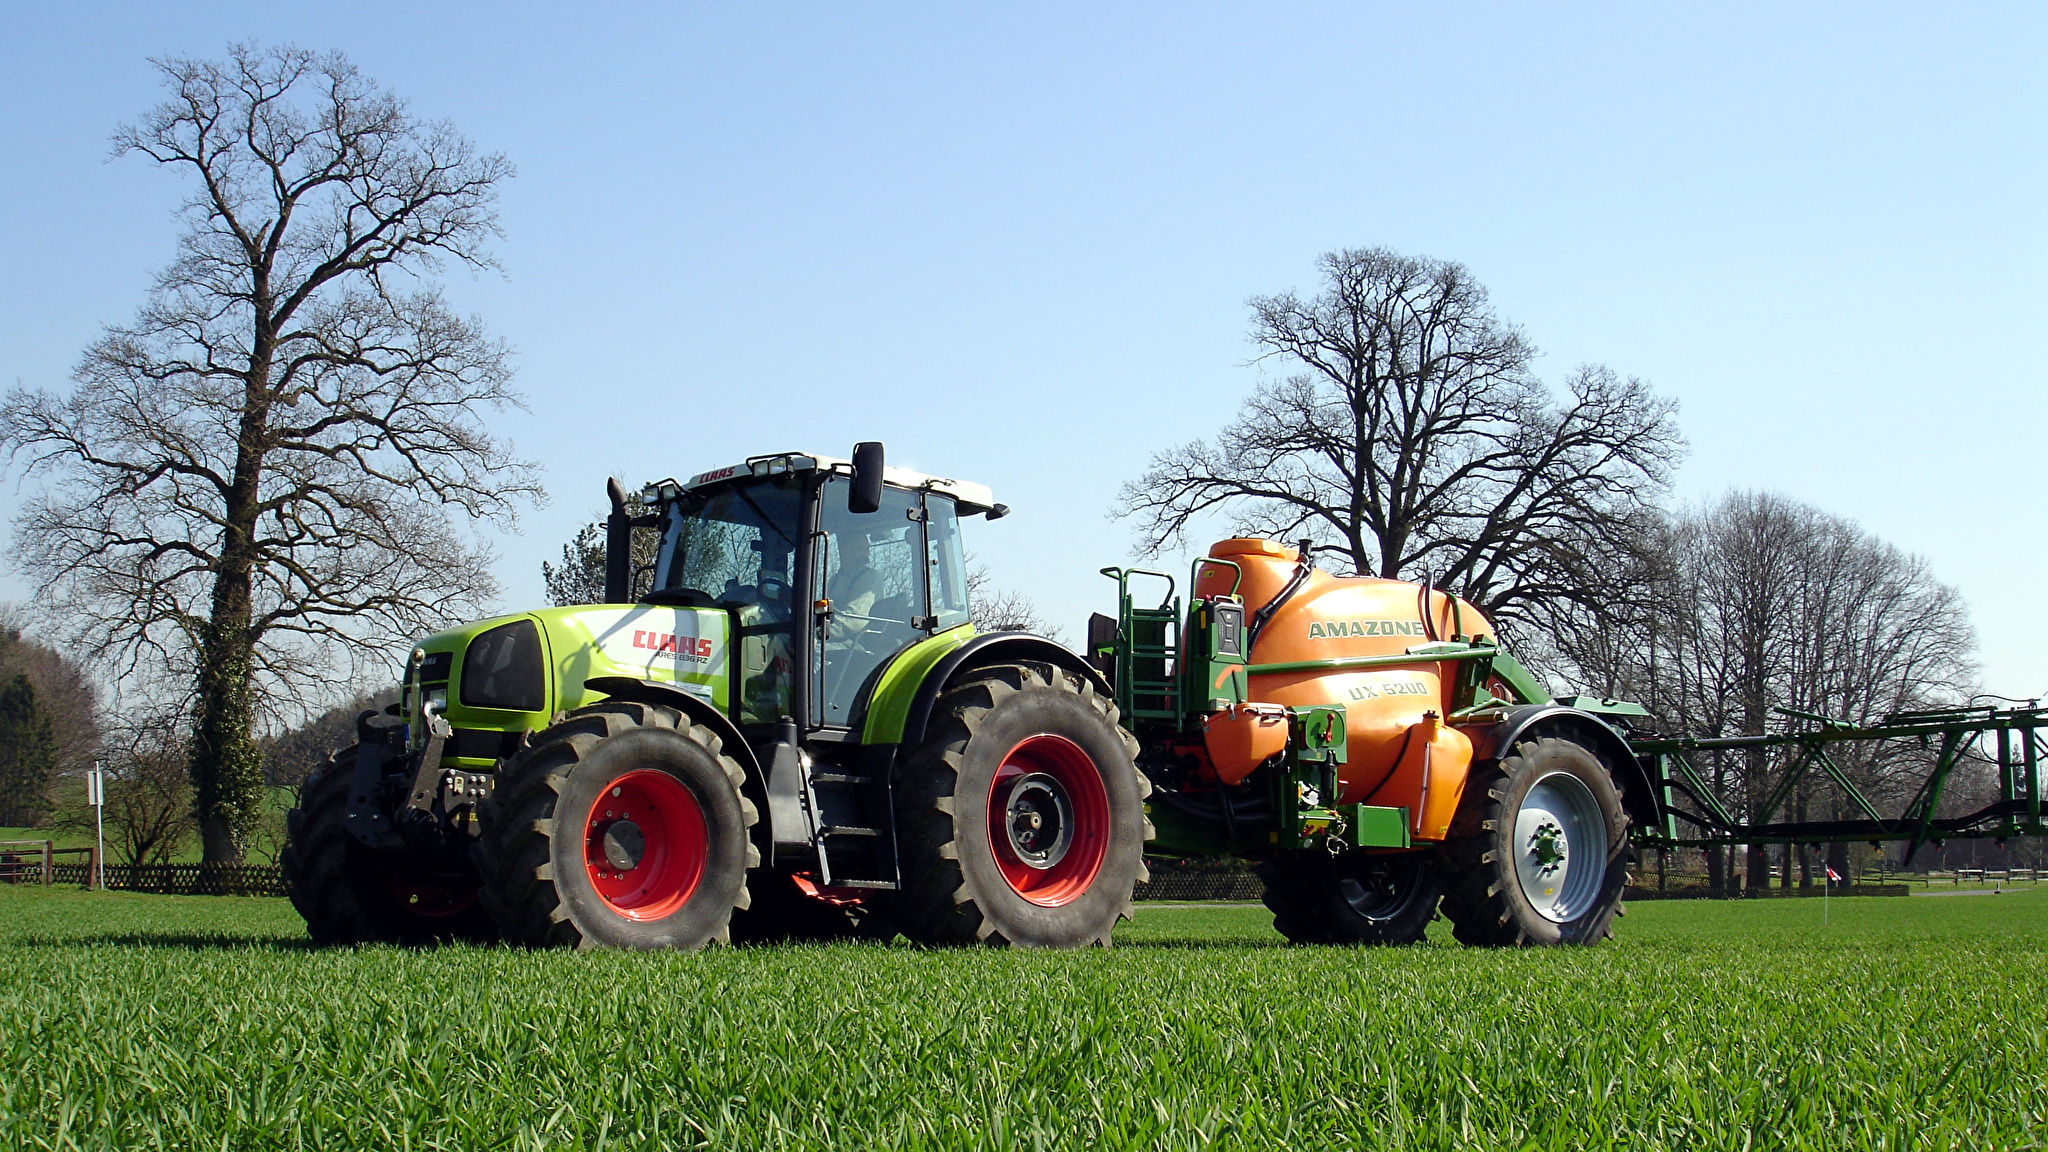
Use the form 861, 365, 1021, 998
1259, 850, 1440, 945
886, 661, 1151, 947
1437, 734, 1628, 946
475, 702, 758, 950
283, 744, 495, 945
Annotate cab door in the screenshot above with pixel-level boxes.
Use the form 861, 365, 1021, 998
813, 479, 929, 728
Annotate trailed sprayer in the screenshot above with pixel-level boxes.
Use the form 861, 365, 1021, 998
284, 444, 2048, 948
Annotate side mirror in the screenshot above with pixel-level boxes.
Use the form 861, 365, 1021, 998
849, 441, 884, 514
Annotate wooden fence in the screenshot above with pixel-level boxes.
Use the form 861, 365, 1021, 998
42, 862, 289, 897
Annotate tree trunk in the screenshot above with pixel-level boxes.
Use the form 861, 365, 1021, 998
189, 582, 263, 865
189, 372, 270, 866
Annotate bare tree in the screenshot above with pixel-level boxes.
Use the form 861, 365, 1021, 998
45, 706, 198, 868
0, 44, 540, 863
542, 487, 660, 606
1547, 491, 1977, 887
965, 555, 1063, 640
1117, 247, 1683, 639
259, 685, 399, 787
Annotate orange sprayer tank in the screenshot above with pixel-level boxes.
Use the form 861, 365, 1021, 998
1194, 539, 1489, 841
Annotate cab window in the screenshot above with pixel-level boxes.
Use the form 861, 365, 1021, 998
816, 479, 926, 726
925, 496, 971, 632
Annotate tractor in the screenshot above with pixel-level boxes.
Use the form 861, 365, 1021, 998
284, 444, 1659, 949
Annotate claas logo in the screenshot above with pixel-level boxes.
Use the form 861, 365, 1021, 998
632, 630, 714, 661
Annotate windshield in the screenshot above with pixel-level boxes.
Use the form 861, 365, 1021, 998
655, 476, 804, 603
655, 475, 805, 726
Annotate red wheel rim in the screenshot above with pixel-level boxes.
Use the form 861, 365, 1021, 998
584, 769, 708, 920
986, 733, 1110, 907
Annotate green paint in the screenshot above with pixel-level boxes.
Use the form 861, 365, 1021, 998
1347, 805, 1411, 849
1554, 694, 1649, 719
406, 604, 737, 767
1241, 646, 1500, 678
1484, 649, 1554, 705
860, 624, 975, 745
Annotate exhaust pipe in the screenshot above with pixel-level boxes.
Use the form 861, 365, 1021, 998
605, 478, 632, 603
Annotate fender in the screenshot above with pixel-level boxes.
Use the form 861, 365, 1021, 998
583, 676, 770, 846
897, 632, 1113, 746
1460, 704, 1662, 832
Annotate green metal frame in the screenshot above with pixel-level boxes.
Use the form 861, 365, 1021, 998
1635, 703, 2048, 860
1097, 567, 1183, 725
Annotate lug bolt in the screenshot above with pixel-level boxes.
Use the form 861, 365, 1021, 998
612, 787, 623, 798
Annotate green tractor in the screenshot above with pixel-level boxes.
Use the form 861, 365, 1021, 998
283, 445, 1154, 949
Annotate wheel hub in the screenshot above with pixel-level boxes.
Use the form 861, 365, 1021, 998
601, 818, 645, 872
1335, 857, 1428, 922
1528, 821, 1567, 873
1003, 773, 1075, 870
1512, 771, 1604, 923
986, 733, 1111, 908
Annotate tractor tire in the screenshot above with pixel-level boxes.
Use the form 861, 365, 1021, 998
728, 870, 893, 943
474, 702, 758, 950
885, 661, 1151, 948
1437, 734, 1629, 946
283, 745, 496, 945
1258, 850, 1440, 945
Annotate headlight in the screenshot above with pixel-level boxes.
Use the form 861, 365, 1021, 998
459, 619, 546, 712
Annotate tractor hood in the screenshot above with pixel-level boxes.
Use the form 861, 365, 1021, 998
406, 604, 732, 765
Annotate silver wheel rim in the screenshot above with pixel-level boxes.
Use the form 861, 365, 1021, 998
1513, 770, 1605, 922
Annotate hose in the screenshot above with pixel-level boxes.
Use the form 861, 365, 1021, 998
1246, 540, 1315, 655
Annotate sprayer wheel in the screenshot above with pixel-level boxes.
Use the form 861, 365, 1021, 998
885, 661, 1151, 947
1258, 850, 1440, 945
474, 702, 757, 950
1437, 733, 1628, 946
283, 744, 496, 945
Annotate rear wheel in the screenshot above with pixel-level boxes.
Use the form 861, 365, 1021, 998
886, 662, 1150, 947
1437, 734, 1628, 946
1259, 850, 1440, 945
283, 745, 495, 945
475, 702, 758, 950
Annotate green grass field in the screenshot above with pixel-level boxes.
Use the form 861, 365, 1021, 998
3, 887, 2044, 1151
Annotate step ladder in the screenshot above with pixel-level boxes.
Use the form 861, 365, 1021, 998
803, 766, 899, 889
1100, 567, 1181, 724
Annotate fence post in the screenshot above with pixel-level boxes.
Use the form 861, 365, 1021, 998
42, 840, 52, 886
87, 763, 105, 891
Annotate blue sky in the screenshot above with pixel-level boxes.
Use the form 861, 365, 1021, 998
2, 3, 2043, 699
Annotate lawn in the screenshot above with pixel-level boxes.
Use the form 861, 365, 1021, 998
2, 886, 2044, 1151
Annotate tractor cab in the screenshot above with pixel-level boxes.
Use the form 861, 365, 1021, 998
628, 447, 1001, 733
